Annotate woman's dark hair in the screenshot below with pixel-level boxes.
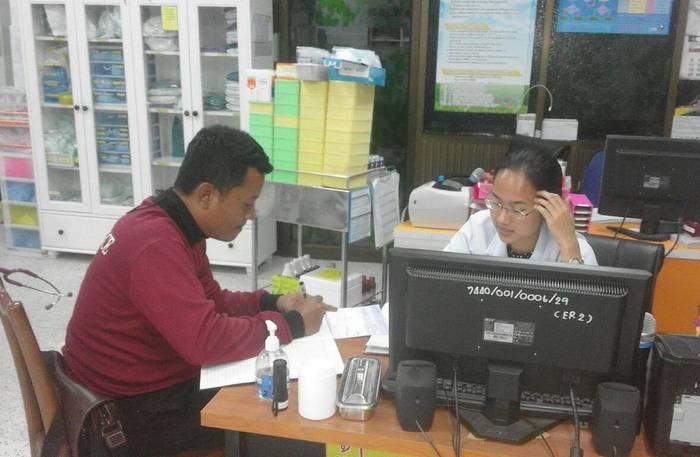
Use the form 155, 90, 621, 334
494, 147, 563, 195
174, 126, 273, 194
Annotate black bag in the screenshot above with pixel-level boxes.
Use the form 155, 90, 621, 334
41, 351, 130, 457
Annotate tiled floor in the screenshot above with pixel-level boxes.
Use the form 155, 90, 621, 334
0, 230, 382, 456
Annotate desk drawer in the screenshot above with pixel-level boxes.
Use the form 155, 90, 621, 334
207, 228, 253, 266
206, 219, 277, 268
41, 213, 116, 253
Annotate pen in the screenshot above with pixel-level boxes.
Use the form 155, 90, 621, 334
299, 281, 307, 298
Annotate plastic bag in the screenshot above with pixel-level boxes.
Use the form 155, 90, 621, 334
41, 45, 69, 68
331, 47, 382, 68
97, 7, 122, 39
44, 5, 67, 36
86, 15, 98, 40
143, 16, 178, 51
142, 16, 177, 37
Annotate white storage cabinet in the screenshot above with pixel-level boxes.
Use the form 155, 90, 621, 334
20, 0, 275, 268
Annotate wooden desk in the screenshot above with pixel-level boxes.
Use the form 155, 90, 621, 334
202, 338, 655, 457
588, 222, 700, 335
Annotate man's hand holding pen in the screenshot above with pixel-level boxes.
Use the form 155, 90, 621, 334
277, 292, 337, 336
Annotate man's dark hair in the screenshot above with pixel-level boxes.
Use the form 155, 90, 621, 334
174, 125, 273, 194
494, 147, 563, 195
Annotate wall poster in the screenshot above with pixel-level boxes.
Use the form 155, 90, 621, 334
433, 0, 538, 114
556, 0, 672, 35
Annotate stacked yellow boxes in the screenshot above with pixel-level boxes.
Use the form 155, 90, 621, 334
323, 81, 374, 188
272, 79, 301, 183
248, 102, 274, 164
298, 81, 328, 186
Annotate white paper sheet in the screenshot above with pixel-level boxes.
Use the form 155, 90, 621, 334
199, 319, 344, 390
671, 115, 700, 139
324, 304, 388, 339
370, 173, 400, 248
363, 303, 391, 354
364, 334, 389, 355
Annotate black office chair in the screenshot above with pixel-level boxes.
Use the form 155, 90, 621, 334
583, 233, 665, 312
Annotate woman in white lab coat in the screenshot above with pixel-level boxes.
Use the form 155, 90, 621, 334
444, 148, 597, 265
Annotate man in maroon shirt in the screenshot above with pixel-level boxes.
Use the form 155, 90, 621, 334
63, 126, 330, 456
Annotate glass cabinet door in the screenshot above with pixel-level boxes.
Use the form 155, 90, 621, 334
134, 3, 190, 195
190, 5, 242, 131
78, 3, 137, 210
28, 2, 89, 209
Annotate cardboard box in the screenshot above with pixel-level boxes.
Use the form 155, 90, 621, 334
244, 69, 275, 103
682, 220, 700, 237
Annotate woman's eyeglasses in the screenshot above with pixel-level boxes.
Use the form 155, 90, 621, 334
484, 198, 535, 220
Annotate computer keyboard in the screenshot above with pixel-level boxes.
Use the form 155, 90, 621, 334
434, 378, 594, 420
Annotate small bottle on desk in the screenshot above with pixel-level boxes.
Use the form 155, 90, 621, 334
255, 320, 289, 400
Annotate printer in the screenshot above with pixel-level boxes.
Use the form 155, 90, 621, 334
408, 175, 479, 229
644, 334, 700, 456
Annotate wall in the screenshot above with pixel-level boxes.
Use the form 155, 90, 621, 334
407, 0, 689, 193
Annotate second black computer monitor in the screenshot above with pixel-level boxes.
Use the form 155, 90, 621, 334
600, 135, 700, 239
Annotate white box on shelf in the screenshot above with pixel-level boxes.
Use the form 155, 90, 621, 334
300, 268, 363, 308
542, 118, 578, 141
243, 69, 275, 103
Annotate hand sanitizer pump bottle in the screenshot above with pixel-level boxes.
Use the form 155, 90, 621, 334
255, 320, 289, 400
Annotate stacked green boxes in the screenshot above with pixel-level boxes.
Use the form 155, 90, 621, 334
272, 79, 300, 183
249, 102, 274, 164
323, 81, 374, 189
298, 81, 328, 186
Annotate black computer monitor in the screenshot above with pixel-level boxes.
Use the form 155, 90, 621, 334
388, 248, 652, 443
599, 135, 700, 240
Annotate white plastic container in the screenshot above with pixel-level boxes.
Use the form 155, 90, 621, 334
298, 359, 337, 420
299, 268, 362, 308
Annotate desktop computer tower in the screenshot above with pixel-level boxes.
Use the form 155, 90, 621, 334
644, 334, 700, 456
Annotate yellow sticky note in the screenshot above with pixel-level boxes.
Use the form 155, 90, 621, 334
161, 6, 178, 31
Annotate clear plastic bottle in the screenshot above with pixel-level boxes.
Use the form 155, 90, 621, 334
255, 320, 289, 400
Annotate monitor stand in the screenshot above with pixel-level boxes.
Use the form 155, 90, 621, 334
606, 226, 671, 242
606, 203, 680, 242
458, 363, 560, 444
459, 409, 559, 444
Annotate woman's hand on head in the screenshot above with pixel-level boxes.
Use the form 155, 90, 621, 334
534, 191, 582, 261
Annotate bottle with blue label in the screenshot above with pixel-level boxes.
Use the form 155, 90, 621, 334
255, 320, 289, 400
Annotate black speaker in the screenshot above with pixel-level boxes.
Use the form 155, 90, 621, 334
394, 360, 436, 432
591, 382, 640, 457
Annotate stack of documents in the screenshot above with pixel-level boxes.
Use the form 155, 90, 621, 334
364, 302, 390, 355
199, 304, 388, 389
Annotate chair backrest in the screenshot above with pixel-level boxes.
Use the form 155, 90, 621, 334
2, 279, 224, 457
580, 150, 605, 207
0, 279, 64, 457
583, 233, 665, 312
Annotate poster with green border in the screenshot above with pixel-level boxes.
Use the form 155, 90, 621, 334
434, 0, 537, 114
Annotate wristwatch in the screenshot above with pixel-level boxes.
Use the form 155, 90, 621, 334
568, 257, 584, 264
